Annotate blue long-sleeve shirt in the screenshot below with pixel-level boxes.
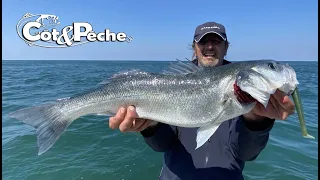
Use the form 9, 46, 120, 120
141, 116, 274, 180
140, 59, 275, 180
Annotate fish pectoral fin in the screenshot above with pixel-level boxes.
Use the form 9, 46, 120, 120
196, 123, 221, 149
195, 94, 233, 149
163, 58, 203, 75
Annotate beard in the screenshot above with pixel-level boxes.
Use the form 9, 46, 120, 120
197, 55, 223, 68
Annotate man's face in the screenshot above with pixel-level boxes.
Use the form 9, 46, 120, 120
194, 33, 228, 67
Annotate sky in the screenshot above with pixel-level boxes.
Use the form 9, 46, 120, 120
2, 0, 318, 61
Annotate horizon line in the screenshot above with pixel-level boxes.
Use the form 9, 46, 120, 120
2, 59, 318, 62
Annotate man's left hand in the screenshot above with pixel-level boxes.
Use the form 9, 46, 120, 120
244, 89, 296, 121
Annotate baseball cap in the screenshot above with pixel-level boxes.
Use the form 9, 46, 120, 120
193, 22, 227, 42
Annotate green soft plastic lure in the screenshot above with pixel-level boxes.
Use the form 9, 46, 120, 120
292, 87, 315, 139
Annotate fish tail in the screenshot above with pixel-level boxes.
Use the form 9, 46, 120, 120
292, 87, 315, 139
8, 103, 74, 155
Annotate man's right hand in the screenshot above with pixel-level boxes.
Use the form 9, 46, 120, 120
109, 106, 158, 132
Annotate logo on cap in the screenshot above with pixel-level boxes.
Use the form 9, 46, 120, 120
200, 26, 220, 31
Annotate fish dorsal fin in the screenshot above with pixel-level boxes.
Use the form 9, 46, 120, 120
163, 58, 203, 75
99, 69, 151, 85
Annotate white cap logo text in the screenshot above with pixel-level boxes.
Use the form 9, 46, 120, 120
201, 26, 220, 30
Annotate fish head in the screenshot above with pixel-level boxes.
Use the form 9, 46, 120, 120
235, 60, 299, 108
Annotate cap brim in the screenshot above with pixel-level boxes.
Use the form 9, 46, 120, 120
194, 31, 226, 42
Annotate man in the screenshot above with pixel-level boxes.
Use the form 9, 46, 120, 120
109, 22, 295, 180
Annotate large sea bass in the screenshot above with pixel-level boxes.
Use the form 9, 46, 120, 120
9, 60, 315, 155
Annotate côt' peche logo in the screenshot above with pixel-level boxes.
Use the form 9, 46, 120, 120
16, 13, 134, 48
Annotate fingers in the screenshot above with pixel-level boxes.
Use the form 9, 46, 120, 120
109, 106, 154, 133
249, 92, 294, 121
283, 96, 296, 115
134, 119, 150, 131
109, 107, 126, 129
273, 90, 295, 114
130, 118, 146, 131
119, 106, 138, 132
269, 95, 288, 120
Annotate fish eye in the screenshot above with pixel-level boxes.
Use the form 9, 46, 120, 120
268, 63, 276, 70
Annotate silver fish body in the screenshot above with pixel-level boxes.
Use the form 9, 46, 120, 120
64, 66, 254, 127
9, 60, 306, 155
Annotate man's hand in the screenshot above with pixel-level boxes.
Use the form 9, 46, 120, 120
109, 106, 158, 132
244, 90, 296, 121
